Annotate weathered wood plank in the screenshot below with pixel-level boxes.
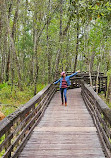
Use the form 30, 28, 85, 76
19, 156, 105, 158
20, 149, 104, 156
34, 127, 96, 131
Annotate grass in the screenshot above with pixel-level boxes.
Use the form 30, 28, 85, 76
0, 83, 47, 116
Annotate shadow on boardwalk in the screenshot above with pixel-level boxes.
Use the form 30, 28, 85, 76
19, 88, 105, 158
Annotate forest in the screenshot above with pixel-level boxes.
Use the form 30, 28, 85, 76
0, 0, 111, 116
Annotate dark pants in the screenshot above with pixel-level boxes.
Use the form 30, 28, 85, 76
60, 88, 67, 103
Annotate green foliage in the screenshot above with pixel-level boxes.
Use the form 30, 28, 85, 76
107, 69, 111, 93
107, 70, 111, 79
0, 83, 47, 116
0, 83, 7, 90
99, 93, 111, 109
18, 32, 34, 54
0, 105, 16, 117
0, 135, 5, 157
0, 84, 12, 99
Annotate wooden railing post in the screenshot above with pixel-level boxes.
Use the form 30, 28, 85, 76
5, 128, 11, 157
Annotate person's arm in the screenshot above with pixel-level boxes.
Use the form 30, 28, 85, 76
54, 78, 61, 84
68, 70, 80, 78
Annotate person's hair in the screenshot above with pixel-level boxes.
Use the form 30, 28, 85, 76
61, 73, 66, 77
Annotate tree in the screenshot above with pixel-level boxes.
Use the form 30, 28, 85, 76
0, 0, 111, 97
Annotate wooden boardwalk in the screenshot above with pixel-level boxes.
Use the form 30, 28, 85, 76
19, 88, 105, 158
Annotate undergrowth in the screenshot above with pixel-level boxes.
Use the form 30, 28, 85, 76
0, 83, 47, 116
99, 92, 111, 109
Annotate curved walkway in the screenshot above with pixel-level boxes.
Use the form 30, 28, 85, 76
19, 88, 105, 158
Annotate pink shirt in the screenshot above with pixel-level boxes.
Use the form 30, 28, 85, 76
61, 78, 68, 88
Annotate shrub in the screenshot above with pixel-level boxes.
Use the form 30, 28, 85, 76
0, 83, 7, 90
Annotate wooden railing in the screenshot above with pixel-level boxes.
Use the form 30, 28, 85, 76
68, 72, 107, 95
0, 84, 56, 158
81, 82, 111, 158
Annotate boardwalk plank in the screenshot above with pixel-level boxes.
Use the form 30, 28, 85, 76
19, 88, 105, 158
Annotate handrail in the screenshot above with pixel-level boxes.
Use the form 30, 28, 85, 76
69, 72, 107, 95
83, 84, 111, 122
0, 83, 56, 158
81, 82, 111, 158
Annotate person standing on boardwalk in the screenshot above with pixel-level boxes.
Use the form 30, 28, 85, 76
54, 70, 80, 106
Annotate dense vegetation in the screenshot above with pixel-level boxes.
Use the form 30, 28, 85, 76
0, 0, 111, 115
0, 83, 46, 116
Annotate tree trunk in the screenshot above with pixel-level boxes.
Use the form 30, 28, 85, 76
33, 6, 39, 95
90, 52, 95, 74
107, 75, 111, 103
89, 63, 93, 87
5, 1, 14, 82
1, 46, 5, 82
0, 0, 6, 82
11, 50, 14, 91
74, 3, 79, 72
96, 62, 100, 93
65, 32, 70, 72
12, 0, 20, 40
5, 0, 22, 90
55, 0, 63, 78
47, 0, 51, 83
5, 49, 10, 82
